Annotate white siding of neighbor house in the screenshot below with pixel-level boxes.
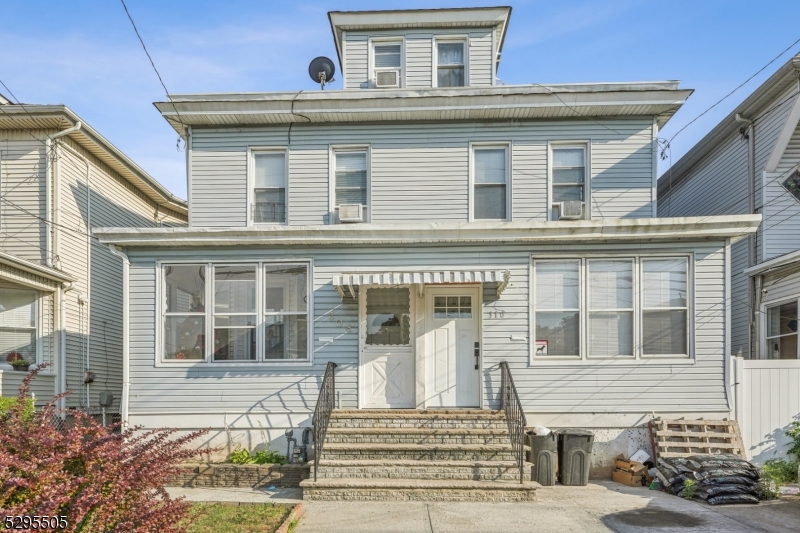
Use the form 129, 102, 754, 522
0, 132, 49, 264
342, 28, 495, 89
763, 118, 800, 260
125, 239, 729, 429
761, 265, 800, 307
189, 119, 655, 227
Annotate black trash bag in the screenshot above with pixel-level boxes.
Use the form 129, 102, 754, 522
692, 468, 760, 481
655, 467, 685, 488
706, 494, 759, 505
699, 476, 759, 488
697, 484, 759, 498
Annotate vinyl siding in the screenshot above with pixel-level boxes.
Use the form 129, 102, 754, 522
468, 30, 493, 87
763, 118, 800, 259
730, 238, 751, 357
0, 132, 48, 263
189, 119, 655, 227
343, 34, 369, 90
405, 33, 433, 88
125, 239, 729, 423
761, 265, 800, 306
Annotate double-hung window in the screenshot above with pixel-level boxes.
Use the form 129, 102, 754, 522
372, 43, 402, 88
333, 150, 368, 222
766, 299, 798, 359
473, 146, 509, 220
0, 288, 38, 366
532, 256, 690, 361
437, 41, 466, 87
551, 146, 586, 220
162, 262, 310, 363
252, 151, 287, 224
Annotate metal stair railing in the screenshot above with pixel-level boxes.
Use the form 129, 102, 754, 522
312, 361, 337, 481
500, 361, 527, 484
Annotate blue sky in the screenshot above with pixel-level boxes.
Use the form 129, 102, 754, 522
3, 0, 800, 199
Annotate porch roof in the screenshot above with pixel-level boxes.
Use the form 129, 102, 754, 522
332, 270, 510, 299
0, 251, 74, 292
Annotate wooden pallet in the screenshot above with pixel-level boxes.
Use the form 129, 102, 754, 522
649, 418, 746, 463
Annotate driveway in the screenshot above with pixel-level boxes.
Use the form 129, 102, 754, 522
293, 481, 800, 533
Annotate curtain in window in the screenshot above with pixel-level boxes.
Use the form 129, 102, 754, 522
366, 288, 410, 345
254, 153, 286, 223
335, 152, 367, 206
535, 261, 580, 356
474, 148, 506, 219
437, 43, 465, 87
588, 261, 633, 357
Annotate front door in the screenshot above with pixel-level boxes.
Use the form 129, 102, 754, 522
425, 287, 481, 407
360, 286, 415, 408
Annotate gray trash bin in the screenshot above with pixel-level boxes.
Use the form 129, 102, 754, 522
526, 431, 557, 486
557, 429, 594, 486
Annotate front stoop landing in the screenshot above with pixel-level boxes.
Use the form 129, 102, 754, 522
300, 409, 539, 502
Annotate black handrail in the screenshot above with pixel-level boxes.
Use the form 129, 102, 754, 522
312, 361, 337, 481
500, 361, 527, 484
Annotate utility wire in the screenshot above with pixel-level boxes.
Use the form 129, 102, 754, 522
664, 36, 800, 150
119, 0, 186, 149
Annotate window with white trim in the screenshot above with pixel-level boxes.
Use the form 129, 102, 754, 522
252, 152, 287, 224
532, 256, 690, 361
473, 146, 508, 220
437, 41, 465, 87
766, 299, 798, 359
372, 43, 402, 88
0, 288, 38, 368
551, 146, 586, 220
162, 262, 310, 363
333, 150, 368, 222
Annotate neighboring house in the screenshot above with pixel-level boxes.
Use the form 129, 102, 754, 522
657, 53, 800, 462
96, 6, 759, 481
658, 53, 800, 361
0, 96, 187, 412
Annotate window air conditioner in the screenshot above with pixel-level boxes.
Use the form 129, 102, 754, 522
338, 204, 363, 223
375, 70, 400, 88
558, 201, 583, 220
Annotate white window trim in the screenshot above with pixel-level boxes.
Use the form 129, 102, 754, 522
640, 257, 691, 359
0, 287, 41, 369
432, 35, 469, 88
469, 142, 512, 222
761, 295, 800, 360
156, 259, 313, 367
329, 145, 371, 224
529, 253, 695, 366
548, 141, 591, 221
586, 258, 636, 360
368, 37, 405, 89
247, 147, 289, 226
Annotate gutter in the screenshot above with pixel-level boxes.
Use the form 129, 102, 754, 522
106, 245, 130, 428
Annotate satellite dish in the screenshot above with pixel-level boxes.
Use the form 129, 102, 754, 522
308, 56, 336, 90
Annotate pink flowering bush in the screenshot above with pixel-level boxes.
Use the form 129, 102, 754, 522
0, 365, 211, 532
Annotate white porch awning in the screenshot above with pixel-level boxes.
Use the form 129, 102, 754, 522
332, 270, 510, 299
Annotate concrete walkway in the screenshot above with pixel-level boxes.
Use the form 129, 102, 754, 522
166, 486, 302, 505
293, 482, 800, 533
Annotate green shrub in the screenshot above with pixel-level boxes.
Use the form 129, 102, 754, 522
681, 479, 697, 500
762, 458, 799, 485
228, 447, 286, 465
0, 396, 34, 421
228, 447, 254, 464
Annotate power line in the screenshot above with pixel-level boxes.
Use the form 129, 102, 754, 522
524, 82, 629, 136
664, 36, 800, 149
119, 0, 186, 149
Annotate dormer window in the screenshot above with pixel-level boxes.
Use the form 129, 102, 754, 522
251, 150, 287, 224
372, 42, 402, 88
437, 41, 465, 87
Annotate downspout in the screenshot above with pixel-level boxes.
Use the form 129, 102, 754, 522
58, 281, 75, 410
107, 244, 129, 427
735, 113, 757, 357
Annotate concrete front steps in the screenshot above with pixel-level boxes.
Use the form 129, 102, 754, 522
301, 409, 538, 502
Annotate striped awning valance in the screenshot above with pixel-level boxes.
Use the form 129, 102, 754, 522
332, 270, 510, 299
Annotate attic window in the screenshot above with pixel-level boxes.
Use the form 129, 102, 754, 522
782, 169, 800, 202
373, 43, 402, 88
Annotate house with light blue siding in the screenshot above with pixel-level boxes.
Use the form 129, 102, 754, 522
0, 97, 186, 412
96, 7, 760, 491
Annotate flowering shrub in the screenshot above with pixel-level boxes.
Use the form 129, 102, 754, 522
0, 365, 212, 532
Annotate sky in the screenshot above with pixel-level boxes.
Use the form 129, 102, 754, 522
2, 0, 800, 200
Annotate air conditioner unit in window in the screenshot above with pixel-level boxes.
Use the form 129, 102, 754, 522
558, 201, 583, 220
338, 204, 363, 223
375, 70, 400, 88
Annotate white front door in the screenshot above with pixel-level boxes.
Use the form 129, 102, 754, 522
360, 286, 415, 408
425, 287, 481, 407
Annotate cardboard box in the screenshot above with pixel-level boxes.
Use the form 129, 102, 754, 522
614, 454, 647, 475
612, 468, 644, 486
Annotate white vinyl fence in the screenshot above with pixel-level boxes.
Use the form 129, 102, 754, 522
733, 357, 800, 464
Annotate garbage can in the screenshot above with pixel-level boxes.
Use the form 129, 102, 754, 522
526, 431, 557, 486
557, 429, 594, 486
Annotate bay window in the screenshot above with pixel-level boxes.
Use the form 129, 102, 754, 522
532, 256, 690, 361
162, 262, 310, 363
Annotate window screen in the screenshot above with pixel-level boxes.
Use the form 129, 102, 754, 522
474, 148, 507, 220
253, 153, 286, 224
